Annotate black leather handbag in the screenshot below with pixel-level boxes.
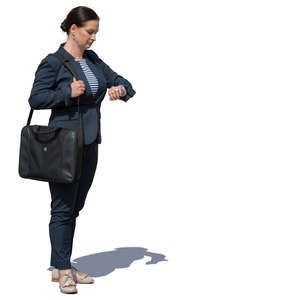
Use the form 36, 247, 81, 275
18, 52, 83, 184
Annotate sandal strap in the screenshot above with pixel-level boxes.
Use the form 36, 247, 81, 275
61, 274, 76, 287
72, 266, 88, 279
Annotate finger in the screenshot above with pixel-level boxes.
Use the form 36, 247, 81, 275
111, 87, 120, 99
118, 87, 122, 98
116, 87, 122, 98
108, 90, 113, 100
113, 87, 120, 99
119, 85, 124, 96
116, 88, 121, 98
117, 85, 123, 96
111, 92, 117, 100
109, 90, 117, 100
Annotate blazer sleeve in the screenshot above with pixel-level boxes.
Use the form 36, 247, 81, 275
88, 50, 136, 102
28, 56, 72, 109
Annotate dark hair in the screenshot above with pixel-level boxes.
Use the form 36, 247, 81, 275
60, 6, 100, 34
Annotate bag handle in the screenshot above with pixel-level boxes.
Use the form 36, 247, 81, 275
26, 52, 82, 130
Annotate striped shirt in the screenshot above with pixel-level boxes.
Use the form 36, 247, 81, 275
75, 59, 99, 96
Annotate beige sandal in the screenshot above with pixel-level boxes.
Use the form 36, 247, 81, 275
71, 266, 95, 284
59, 273, 77, 294
52, 266, 94, 284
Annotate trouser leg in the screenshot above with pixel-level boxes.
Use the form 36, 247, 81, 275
49, 219, 76, 269
48, 181, 79, 269
48, 140, 98, 270
73, 141, 98, 218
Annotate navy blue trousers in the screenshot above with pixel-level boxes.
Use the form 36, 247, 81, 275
48, 140, 98, 269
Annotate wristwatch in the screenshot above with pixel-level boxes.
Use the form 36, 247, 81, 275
120, 85, 127, 96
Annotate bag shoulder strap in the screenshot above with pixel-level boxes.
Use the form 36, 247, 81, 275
27, 52, 81, 126
51, 52, 79, 80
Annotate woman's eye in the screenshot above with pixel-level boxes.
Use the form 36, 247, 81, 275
87, 31, 98, 35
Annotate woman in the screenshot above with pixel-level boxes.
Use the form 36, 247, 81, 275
28, 6, 136, 294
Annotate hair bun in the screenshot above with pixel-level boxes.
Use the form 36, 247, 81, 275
60, 20, 67, 32
60, 6, 99, 35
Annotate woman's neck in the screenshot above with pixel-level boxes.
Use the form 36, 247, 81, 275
63, 39, 85, 60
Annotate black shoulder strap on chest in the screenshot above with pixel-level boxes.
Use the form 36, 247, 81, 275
51, 53, 79, 80
26, 52, 81, 126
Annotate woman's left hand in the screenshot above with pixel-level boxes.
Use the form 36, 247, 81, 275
108, 85, 127, 100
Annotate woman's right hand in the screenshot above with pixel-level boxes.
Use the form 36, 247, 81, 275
70, 76, 85, 98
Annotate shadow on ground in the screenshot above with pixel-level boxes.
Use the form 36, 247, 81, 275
47, 247, 168, 277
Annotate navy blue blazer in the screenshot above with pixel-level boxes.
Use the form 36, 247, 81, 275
28, 42, 136, 144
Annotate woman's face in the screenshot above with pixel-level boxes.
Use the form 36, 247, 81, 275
70, 20, 99, 49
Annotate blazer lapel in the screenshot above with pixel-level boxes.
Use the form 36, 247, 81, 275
56, 43, 93, 96
84, 54, 103, 99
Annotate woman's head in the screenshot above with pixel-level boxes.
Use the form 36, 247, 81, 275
61, 6, 100, 49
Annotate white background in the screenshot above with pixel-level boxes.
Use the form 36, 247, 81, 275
0, 0, 299, 298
